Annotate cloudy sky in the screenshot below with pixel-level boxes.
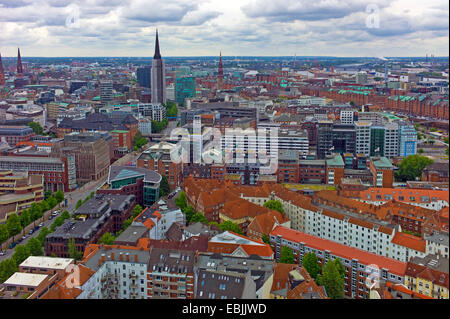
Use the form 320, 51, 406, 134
0, 0, 448, 57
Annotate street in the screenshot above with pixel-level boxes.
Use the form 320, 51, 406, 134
0, 150, 140, 262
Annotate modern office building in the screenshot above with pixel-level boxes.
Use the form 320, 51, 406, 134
175, 76, 196, 105
370, 126, 385, 156
137, 66, 151, 88
317, 120, 333, 159
0, 125, 34, 146
398, 121, 417, 157
383, 122, 399, 158
355, 121, 371, 156
340, 110, 355, 124
100, 81, 113, 107
332, 124, 356, 155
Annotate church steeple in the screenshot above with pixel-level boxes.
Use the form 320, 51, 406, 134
217, 51, 224, 90
0, 52, 5, 85
154, 29, 161, 60
17, 48, 23, 74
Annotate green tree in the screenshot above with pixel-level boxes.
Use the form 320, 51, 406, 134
68, 238, 82, 261
122, 217, 133, 230
12, 245, 31, 265
27, 121, 44, 135
159, 175, 170, 197
61, 211, 70, 220
218, 220, 243, 235
395, 154, 434, 182
37, 227, 51, 245
302, 252, 321, 280
279, 246, 295, 264
0, 259, 18, 283
98, 232, 115, 245
166, 102, 178, 117
263, 200, 284, 214
19, 210, 31, 228
75, 199, 83, 209
44, 190, 52, 200
133, 131, 148, 149
261, 234, 270, 244
0, 224, 9, 251
26, 238, 43, 256
183, 205, 196, 224
6, 214, 22, 237
321, 259, 345, 299
55, 190, 64, 203
132, 204, 143, 219
47, 196, 57, 209
189, 213, 208, 224
175, 191, 187, 210
418, 149, 424, 154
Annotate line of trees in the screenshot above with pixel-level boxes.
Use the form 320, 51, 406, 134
133, 131, 148, 151
0, 211, 71, 284
152, 118, 168, 133
0, 190, 65, 249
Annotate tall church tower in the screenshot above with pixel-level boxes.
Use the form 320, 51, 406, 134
151, 29, 167, 104
217, 52, 224, 90
17, 48, 23, 74
0, 52, 5, 86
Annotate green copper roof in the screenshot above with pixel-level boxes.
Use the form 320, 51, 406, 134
370, 156, 393, 169
326, 155, 344, 167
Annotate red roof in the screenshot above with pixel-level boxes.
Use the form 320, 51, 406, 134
391, 232, 426, 252
270, 226, 407, 276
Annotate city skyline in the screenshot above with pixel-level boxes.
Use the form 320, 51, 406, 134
0, 0, 448, 57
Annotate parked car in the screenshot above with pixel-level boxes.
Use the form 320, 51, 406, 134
38, 222, 44, 228
0, 251, 6, 256
22, 235, 27, 240
52, 211, 60, 216
28, 229, 34, 235
48, 215, 54, 220
11, 241, 18, 247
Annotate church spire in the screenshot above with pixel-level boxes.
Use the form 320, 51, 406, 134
154, 29, 161, 60
0, 52, 5, 85
17, 48, 23, 74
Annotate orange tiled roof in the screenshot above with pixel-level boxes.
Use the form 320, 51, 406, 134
286, 267, 327, 299
359, 188, 449, 204
271, 263, 298, 293
249, 210, 290, 235
391, 232, 426, 252
271, 226, 407, 276
384, 282, 434, 299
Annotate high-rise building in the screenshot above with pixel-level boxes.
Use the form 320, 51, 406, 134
17, 48, 23, 74
355, 71, 368, 84
151, 29, 166, 104
332, 124, 356, 155
0, 52, 5, 86
217, 52, 224, 90
355, 121, 371, 156
340, 110, 354, 124
317, 120, 333, 159
175, 76, 196, 105
137, 66, 151, 88
370, 126, 385, 156
384, 122, 399, 159
398, 121, 417, 157
100, 81, 113, 106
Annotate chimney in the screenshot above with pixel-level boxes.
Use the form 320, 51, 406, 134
111, 252, 115, 260
119, 252, 123, 261
98, 253, 106, 266
126, 253, 130, 262
134, 254, 138, 262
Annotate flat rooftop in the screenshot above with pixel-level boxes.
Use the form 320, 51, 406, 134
3, 272, 48, 287
20, 256, 73, 270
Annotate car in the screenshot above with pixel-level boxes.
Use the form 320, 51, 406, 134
28, 229, 34, 235
16, 237, 23, 243
38, 222, 44, 228
48, 215, 54, 220
9, 242, 16, 249
52, 211, 60, 216
22, 235, 27, 240
0, 251, 6, 256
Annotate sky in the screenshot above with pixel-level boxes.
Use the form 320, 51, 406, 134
0, 0, 448, 57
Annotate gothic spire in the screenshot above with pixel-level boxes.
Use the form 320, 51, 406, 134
154, 29, 161, 60
17, 48, 23, 74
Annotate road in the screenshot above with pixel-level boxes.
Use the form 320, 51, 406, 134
0, 150, 140, 261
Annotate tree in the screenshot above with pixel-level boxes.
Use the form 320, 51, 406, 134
133, 131, 147, 150
44, 190, 52, 200
26, 238, 43, 256
261, 234, 270, 244
395, 154, 434, 182
55, 190, 64, 203
130, 205, 143, 221
218, 220, 243, 235
302, 252, 321, 280
122, 217, 133, 230
166, 102, 178, 117
6, 214, 22, 237
183, 205, 196, 224
12, 245, 31, 265
279, 246, 295, 264
263, 200, 284, 214
47, 196, 57, 209
27, 121, 44, 135
0, 224, 9, 246
175, 191, 187, 210
0, 259, 18, 284
76, 199, 83, 209
61, 211, 70, 220
418, 148, 424, 154
321, 259, 345, 299
98, 232, 115, 245
37, 227, 50, 245
190, 213, 208, 224
159, 175, 170, 197
68, 238, 82, 261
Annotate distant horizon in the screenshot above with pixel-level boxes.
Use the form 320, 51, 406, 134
1, 55, 449, 59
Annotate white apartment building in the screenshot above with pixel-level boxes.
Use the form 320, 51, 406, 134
384, 122, 399, 158
340, 110, 355, 124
